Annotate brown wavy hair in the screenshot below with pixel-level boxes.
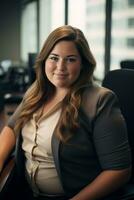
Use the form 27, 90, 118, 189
15, 25, 96, 142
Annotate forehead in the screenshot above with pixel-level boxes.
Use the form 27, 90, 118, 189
50, 40, 80, 56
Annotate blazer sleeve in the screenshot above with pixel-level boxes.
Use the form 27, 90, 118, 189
92, 89, 132, 170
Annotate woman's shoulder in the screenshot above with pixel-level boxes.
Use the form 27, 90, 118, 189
81, 83, 118, 119
82, 83, 116, 101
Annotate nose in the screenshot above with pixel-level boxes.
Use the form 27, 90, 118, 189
56, 58, 66, 71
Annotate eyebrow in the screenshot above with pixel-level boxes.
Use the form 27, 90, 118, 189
50, 53, 78, 57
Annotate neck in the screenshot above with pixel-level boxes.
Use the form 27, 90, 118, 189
54, 88, 68, 101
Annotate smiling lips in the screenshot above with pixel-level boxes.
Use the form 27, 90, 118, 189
54, 73, 68, 79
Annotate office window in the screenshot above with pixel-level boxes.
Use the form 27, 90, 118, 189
39, 0, 65, 49
68, 0, 106, 80
110, 0, 134, 70
128, 0, 134, 6
21, 1, 38, 62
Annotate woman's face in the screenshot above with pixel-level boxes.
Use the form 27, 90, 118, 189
45, 40, 82, 90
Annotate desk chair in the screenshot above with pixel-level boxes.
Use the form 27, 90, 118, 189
120, 60, 134, 70
102, 69, 134, 199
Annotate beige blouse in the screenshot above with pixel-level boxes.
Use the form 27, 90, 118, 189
21, 102, 64, 197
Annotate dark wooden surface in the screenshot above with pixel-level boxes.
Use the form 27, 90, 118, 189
0, 157, 15, 192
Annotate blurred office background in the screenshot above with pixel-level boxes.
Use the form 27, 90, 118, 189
0, 0, 134, 80
0, 0, 134, 128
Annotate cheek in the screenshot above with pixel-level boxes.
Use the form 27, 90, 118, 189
70, 65, 81, 78
45, 62, 53, 75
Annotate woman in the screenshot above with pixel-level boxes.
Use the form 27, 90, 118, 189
0, 25, 132, 200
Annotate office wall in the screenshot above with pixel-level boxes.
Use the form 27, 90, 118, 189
0, 0, 21, 62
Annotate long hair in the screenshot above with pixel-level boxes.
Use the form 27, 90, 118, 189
15, 25, 96, 142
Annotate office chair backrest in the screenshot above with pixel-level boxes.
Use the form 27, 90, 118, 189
120, 60, 134, 70
102, 69, 134, 180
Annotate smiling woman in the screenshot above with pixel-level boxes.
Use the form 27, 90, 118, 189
0, 25, 132, 200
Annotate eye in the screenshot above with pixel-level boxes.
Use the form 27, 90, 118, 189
49, 56, 59, 62
66, 57, 77, 63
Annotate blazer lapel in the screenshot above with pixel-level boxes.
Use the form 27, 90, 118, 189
51, 133, 61, 179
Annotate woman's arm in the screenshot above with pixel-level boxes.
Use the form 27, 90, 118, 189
0, 101, 23, 172
0, 126, 16, 172
70, 167, 131, 200
73, 87, 132, 199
